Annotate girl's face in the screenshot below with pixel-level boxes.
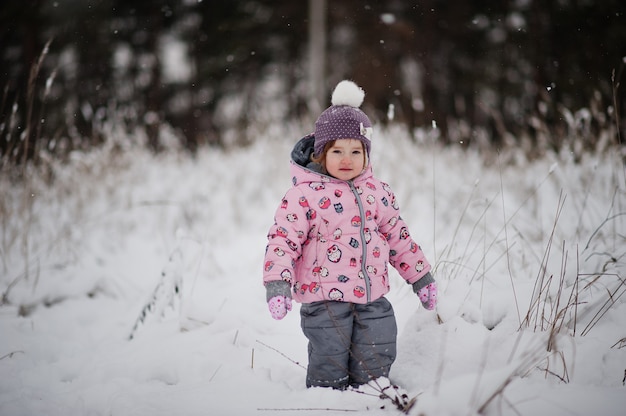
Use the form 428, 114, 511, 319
325, 139, 366, 181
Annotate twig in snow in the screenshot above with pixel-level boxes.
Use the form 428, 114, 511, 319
610, 337, 626, 349
477, 340, 547, 414
209, 364, 221, 382
580, 274, 626, 336
584, 212, 626, 251
128, 248, 183, 340
521, 191, 566, 334
258, 407, 358, 412
349, 379, 418, 414
255, 339, 306, 370
498, 153, 522, 326
0, 350, 24, 360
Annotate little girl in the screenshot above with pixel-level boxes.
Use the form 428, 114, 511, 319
263, 80, 437, 389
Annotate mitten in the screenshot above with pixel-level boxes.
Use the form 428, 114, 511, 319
268, 295, 292, 320
417, 282, 437, 310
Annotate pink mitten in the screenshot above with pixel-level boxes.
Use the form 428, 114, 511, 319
268, 295, 292, 320
417, 282, 437, 310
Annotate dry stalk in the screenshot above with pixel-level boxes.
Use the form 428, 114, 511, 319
610, 59, 625, 185
437, 178, 482, 274
255, 339, 307, 370
498, 153, 522, 325
477, 338, 548, 414
0, 350, 25, 360
610, 337, 626, 349
258, 407, 359, 412
547, 242, 568, 351
537, 350, 570, 383
521, 191, 566, 332
580, 273, 626, 337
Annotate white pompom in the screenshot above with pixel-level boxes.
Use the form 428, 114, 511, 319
331, 80, 364, 108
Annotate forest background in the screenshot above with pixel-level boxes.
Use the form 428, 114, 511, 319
1, 0, 625, 168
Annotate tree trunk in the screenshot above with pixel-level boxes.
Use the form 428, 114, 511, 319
308, 0, 326, 115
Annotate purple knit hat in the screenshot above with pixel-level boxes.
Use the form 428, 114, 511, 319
314, 80, 373, 157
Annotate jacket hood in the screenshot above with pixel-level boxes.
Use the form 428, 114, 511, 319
291, 134, 317, 167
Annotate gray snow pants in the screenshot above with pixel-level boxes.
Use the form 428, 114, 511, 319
300, 297, 398, 389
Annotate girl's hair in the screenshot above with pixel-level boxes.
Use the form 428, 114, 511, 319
310, 140, 367, 174
310, 141, 332, 174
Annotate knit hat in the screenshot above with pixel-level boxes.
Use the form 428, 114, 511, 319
314, 80, 373, 157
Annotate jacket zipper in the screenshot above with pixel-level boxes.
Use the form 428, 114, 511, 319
348, 180, 371, 303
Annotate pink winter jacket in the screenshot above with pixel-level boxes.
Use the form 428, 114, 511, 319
263, 137, 432, 304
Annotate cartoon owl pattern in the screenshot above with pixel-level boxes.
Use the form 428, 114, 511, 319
263, 159, 431, 304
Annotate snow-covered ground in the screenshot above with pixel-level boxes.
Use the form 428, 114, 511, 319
1, 125, 625, 415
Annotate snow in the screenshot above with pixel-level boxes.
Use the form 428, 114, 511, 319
1, 124, 625, 415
